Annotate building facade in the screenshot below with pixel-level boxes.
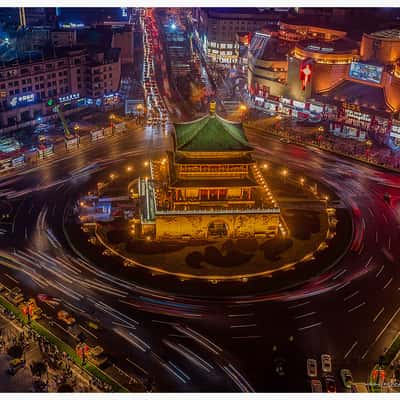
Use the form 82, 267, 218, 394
198, 8, 279, 64
0, 46, 121, 134
139, 109, 281, 240
248, 25, 400, 148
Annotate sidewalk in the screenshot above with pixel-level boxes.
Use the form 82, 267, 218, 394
244, 113, 400, 174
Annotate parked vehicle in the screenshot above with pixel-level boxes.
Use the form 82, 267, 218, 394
311, 379, 322, 392
307, 358, 318, 378
340, 369, 353, 389
57, 310, 76, 326
321, 354, 332, 373
325, 376, 336, 392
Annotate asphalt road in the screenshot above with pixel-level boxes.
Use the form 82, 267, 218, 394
0, 121, 399, 392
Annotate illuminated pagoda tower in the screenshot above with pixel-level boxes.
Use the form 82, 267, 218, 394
139, 107, 282, 240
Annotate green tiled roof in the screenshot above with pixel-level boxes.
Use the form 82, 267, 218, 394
174, 114, 253, 152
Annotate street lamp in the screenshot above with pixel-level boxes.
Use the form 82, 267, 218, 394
109, 113, 116, 129
317, 126, 324, 145
281, 169, 288, 183
365, 139, 373, 159
238, 104, 248, 122
144, 161, 149, 167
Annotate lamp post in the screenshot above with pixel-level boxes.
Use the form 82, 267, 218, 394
365, 139, 373, 160
281, 168, 288, 184
109, 113, 116, 132
239, 103, 247, 122
317, 126, 324, 145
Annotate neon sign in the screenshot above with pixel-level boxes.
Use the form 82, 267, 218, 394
9, 93, 35, 107
58, 93, 80, 103
300, 61, 312, 91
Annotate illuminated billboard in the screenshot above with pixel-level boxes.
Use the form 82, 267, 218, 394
349, 62, 383, 84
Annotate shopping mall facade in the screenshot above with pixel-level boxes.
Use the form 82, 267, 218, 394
248, 24, 400, 149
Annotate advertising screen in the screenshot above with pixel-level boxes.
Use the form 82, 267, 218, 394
349, 62, 383, 84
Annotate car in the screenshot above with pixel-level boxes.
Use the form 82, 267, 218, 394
307, 358, 318, 378
273, 356, 286, 376
57, 310, 76, 326
279, 137, 291, 144
311, 379, 322, 392
88, 346, 108, 367
384, 192, 392, 204
340, 368, 353, 389
325, 376, 336, 392
85, 320, 101, 331
321, 354, 332, 373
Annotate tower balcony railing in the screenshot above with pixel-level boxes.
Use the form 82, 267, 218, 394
155, 207, 280, 216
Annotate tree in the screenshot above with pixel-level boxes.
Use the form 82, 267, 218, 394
57, 383, 74, 392
7, 345, 23, 359
30, 361, 47, 379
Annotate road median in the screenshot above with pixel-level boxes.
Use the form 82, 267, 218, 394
0, 293, 128, 392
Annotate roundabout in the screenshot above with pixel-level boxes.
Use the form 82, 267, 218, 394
69, 111, 350, 290
73, 163, 343, 286
0, 122, 400, 392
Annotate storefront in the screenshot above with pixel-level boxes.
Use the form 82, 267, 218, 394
390, 122, 400, 147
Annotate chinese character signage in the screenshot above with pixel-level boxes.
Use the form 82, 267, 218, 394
9, 93, 36, 107
58, 93, 80, 103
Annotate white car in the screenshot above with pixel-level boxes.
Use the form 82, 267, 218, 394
321, 354, 332, 373
311, 379, 322, 392
340, 369, 353, 389
307, 358, 318, 378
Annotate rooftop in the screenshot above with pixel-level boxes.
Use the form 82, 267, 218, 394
317, 79, 391, 112
174, 113, 253, 152
296, 38, 359, 54
368, 28, 400, 40
250, 33, 292, 61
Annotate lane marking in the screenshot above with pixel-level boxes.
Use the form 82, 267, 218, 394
335, 281, 351, 292
373, 307, 385, 323
384, 332, 400, 355
376, 265, 385, 278
4, 273, 18, 284
344, 290, 359, 302
297, 322, 322, 332
388, 236, 392, 250
361, 348, 369, 360
332, 269, 347, 281
126, 357, 148, 375
232, 335, 262, 339
373, 305, 400, 344
151, 320, 175, 326
294, 312, 317, 320
376, 231, 379, 243
228, 313, 254, 318
347, 302, 366, 313
365, 256, 373, 269
78, 324, 98, 340
344, 340, 358, 359
383, 277, 393, 290
230, 324, 257, 329
288, 301, 310, 310
382, 213, 388, 224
